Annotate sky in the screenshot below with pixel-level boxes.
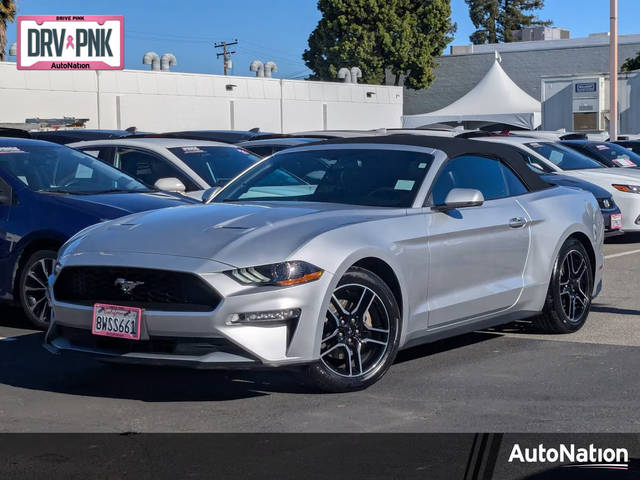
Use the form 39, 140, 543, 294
5, 0, 640, 77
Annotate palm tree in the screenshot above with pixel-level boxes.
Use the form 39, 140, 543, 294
0, 0, 17, 61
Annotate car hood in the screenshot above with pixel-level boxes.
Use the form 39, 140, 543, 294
541, 173, 610, 199
562, 168, 640, 186
43, 191, 196, 220
69, 202, 401, 268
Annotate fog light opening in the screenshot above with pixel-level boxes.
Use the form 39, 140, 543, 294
227, 308, 301, 325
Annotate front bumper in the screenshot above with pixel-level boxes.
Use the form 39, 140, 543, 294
610, 193, 640, 232
46, 251, 333, 368
602, 206, 624, 237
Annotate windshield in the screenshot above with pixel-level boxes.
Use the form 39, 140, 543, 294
168, 146, 260, 186
0, 144, 149, 194
525, 142, 604, 171
213, 148, 435, 208
568, 142, 640, 168
616, 141, 640, 156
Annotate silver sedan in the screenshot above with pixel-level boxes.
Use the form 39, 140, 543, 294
46, 136, 604, 392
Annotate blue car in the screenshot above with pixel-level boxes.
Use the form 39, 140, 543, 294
540, 172, 622, 237
0, 138, 196, 328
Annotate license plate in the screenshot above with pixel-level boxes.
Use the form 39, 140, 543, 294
610, 213, 622, 230
92, 303, 141, 340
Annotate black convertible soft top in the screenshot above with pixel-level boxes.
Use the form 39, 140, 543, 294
317, 134, 551, 192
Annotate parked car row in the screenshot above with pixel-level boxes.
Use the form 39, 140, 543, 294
2, 125, 639, 392
70, 138, 261, 200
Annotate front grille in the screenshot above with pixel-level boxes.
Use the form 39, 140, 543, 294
55, 325, 254, 359
54, 266, 221, 312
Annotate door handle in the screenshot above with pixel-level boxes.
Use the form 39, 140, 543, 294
509, 217, 527, 228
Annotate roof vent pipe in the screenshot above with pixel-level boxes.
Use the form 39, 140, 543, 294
143, 51, 160, 71
350, 67, 362, 84
264, 61, 278, 78
250, 60, 264, 77
160, 53, 177, 71
338, 67, 351, 83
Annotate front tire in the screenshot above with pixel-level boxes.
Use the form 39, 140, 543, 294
536, 238, 593, 334
306, 267, 401, 393
18, 250, 56, 329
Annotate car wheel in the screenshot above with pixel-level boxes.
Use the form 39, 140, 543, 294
306, 267, 401, 393
18, 250, 57, 330
536, 238, 593, 334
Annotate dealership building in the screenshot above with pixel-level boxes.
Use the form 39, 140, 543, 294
405, 29, 640, 132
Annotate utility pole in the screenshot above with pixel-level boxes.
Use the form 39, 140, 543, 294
610, 0, 618, 140
214, 40, 238, 76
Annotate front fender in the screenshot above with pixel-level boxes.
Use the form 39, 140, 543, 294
292, 213, 429, 355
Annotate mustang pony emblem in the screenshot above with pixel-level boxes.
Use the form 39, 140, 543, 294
114, 278, 144, 295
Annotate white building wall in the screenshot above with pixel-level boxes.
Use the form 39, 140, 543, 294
0, 62, 403, 132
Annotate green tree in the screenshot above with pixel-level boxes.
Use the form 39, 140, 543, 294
303, 0, 456, 90
622, 52, 640, 72
467, 0, 499, 44
465, 0, 551, 45
0, 0, 17, 61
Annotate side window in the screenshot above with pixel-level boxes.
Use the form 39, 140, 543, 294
0, 176, 12, 206
519, 152, 553, 173
80, 149, 100, 158
114, 148, 199, 191
431, 155, 528, 205
246, 146, 273, 157
502, 163, 528, 196
78, 147, 115, 167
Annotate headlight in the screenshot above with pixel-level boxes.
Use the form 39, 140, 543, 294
226, 261, 323, 287
612, 184, 640, 194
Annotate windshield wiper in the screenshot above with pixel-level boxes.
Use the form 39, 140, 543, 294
39, 189, 80, 195
80, 189, 150, 194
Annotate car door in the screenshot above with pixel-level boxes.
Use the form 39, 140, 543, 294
113, 147, 201, 191
426, 155, 531, 328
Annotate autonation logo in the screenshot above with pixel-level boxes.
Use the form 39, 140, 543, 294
509, 443, 629, 470
17, 15, 123, 70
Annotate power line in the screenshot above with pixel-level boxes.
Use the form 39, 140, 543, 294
242, 39, 308, 63
237, 45, 309, 67
214, 40, 238, 75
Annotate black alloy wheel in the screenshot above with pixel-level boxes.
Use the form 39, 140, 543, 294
307, 267, 401, 392
19, 250, 57, 329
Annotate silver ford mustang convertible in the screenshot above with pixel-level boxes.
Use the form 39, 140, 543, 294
46, 136, 604, 392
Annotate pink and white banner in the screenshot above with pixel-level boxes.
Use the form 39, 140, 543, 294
17, 15, 124, 70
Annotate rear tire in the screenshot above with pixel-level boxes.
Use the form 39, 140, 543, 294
306, 267, 401, 393
18, 250, 57, 330
536, 238, 593, 334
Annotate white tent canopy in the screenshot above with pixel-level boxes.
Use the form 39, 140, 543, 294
402, 58, 542, 130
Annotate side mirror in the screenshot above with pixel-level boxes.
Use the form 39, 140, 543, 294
201, 186, 220, 204
154, 177, 186, 193
434, 188, 484, 211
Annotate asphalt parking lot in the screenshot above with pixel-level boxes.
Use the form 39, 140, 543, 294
2, 235, 640, 433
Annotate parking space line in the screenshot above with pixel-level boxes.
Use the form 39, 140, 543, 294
605, 248, 640, 260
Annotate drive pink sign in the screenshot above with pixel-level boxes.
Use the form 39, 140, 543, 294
17, 15, 124, 70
